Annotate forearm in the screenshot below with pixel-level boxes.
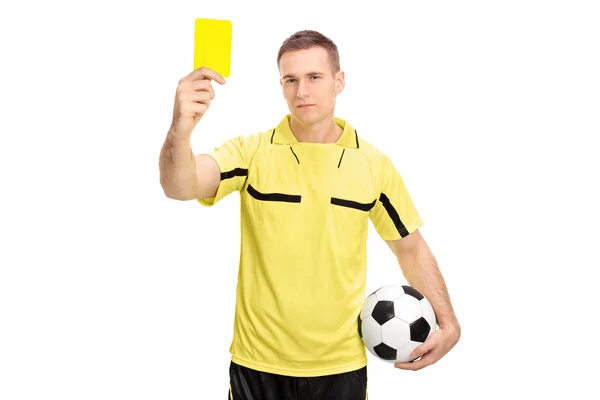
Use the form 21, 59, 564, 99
159, 128, 199, 199
397, 243, 460, 334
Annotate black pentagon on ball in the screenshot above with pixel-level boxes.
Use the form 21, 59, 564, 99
410, 317, 431, 342
371, 300, 395, 325
374, 342, 397, 360
402, 285, 424, 300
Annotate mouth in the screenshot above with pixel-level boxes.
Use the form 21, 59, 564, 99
297, 104, 315, 108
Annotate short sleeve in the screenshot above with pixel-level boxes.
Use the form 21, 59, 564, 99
197, 135, 252, 207
369, 154, 424, 240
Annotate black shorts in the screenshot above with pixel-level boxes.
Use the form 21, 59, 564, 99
228, 361, 368, 400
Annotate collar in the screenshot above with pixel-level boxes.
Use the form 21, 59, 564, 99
270, 114, 360, 148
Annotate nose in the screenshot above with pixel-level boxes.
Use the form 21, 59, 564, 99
296, 79, 310, 99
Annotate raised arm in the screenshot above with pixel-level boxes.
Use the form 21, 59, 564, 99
159, 67, 226, 200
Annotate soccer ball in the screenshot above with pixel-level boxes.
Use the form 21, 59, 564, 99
358, 284, 437, 363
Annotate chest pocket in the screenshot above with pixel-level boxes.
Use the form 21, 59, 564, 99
329, 152, 377, 212
326, 157, 378, 255
245, 183, 303, 225
327, 199, 374, 255
239, 144, 304, 222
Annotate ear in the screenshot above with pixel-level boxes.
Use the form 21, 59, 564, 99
335, 70, 345, 94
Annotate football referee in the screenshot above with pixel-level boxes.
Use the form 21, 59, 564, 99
159, 29, 461, 400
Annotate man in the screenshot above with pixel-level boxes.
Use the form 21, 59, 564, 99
159, 30, 460, 400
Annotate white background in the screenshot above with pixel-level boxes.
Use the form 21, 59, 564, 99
1, 0, 599, 399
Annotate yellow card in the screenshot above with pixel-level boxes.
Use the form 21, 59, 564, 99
193, 18, 232, 77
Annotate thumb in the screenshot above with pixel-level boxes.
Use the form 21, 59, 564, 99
211, 75, 226, 85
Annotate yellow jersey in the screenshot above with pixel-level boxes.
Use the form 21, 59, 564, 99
198, 114, 423, 377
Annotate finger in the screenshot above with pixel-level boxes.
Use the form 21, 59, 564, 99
190, 102, 208, 115
394, 355, 431, 371
189, 92, 214, 102
394, 359, 425, 371
395, 349, 440, 371
189, 80, 216, 98
180, 102, 208, 117
410, 341, 435, 360
179, 66, 222, 83
177, 81, 215, 101
180, 66, 226, 84
183, 90, 213, 103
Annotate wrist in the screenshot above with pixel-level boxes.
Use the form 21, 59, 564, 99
439, 320, 461, 337
168, 126, 192, 141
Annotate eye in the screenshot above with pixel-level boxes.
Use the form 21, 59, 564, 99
311, 76, 320, 80
286, 79, 296, 84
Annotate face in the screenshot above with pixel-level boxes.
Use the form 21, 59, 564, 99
279, 46, 345, 126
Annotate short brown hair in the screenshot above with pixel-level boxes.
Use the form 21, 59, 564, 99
277, 30, 340, 74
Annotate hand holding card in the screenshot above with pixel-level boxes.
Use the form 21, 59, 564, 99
171, 66, 226, 138
167, 18, 232, 138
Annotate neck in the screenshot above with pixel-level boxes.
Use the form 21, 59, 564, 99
289, 114, 342, 144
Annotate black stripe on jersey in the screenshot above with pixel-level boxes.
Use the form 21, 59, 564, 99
354, 130, 360, 148
337, 149, 345, 168
221, 168, 248, 180
248, 184, 301, 203
331, 197, 377, 212
378, 193, 409, 237
290, 147, 300, 164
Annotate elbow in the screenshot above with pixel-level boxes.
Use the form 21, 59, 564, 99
160, 186, 178, 200
162, 190, 183, 200
162, 189, 194, 201
160, 180, 191, 201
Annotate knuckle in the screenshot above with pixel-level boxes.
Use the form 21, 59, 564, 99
177, 84, 189, 96
196, 80, 209, 90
